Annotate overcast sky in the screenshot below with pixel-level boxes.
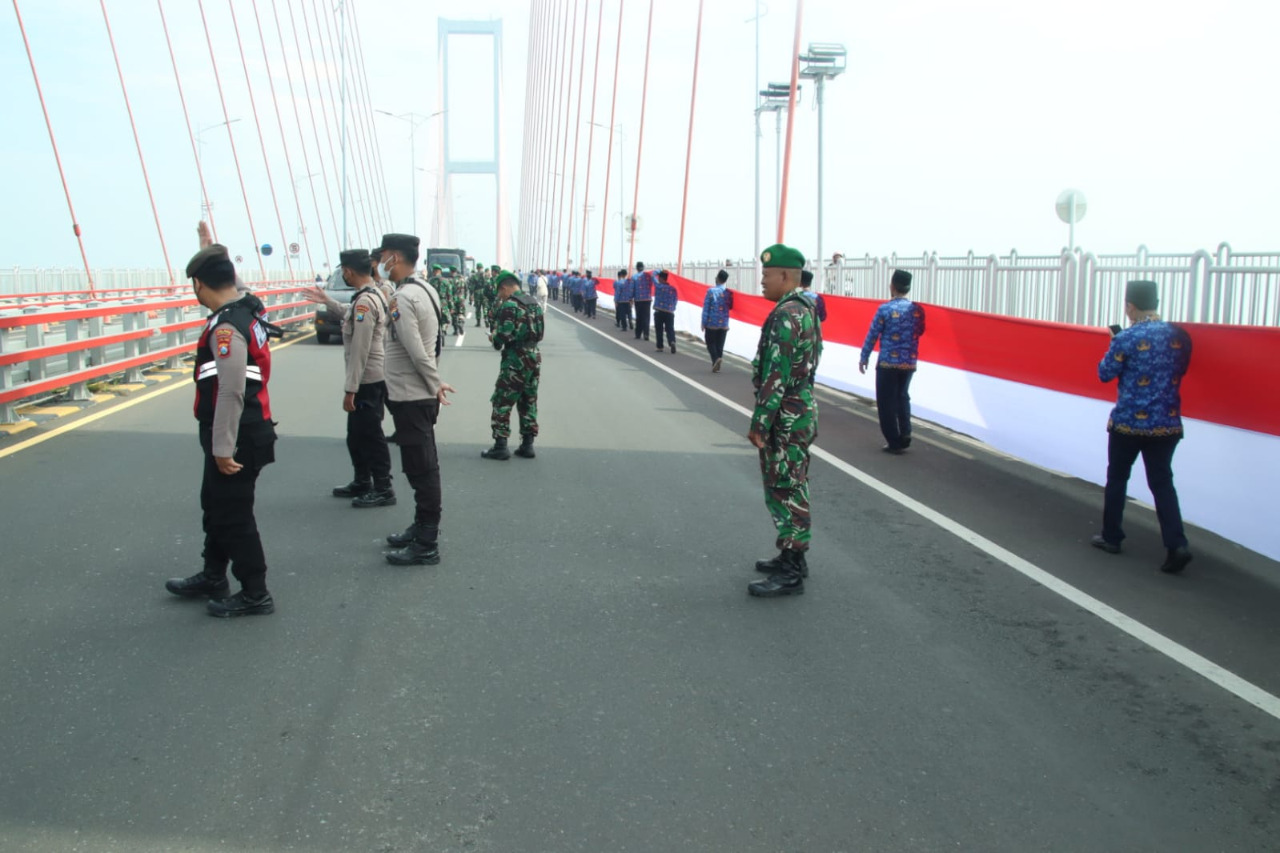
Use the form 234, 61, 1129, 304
3, 0, 1277, 273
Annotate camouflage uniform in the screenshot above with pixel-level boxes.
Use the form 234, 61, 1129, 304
489, 291, 545, 439
751, 290, 823, 552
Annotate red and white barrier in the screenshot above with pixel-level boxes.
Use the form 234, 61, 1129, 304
595, 275, 1280, 561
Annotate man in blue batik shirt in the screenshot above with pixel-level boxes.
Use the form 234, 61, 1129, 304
701, 268, 734, 372
631, 262, 654, 342
653, 270, 680, 354
1092, 279, 1194, 574
859, 269, 926, 454
800, 269, 828, 321
614, 268, 633, 331
583, 272, 598, 319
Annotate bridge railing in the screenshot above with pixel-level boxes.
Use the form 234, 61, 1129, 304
659, 242, 1280, 327
0, 284, 315, 424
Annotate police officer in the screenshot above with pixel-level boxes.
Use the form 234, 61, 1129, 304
166, 243, 281, 617
747, 244, 823, 598
304, 249, 395, 507
379, 234, 456, 566
482, 270, 544, 460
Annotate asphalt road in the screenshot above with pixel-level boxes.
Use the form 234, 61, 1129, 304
0, 306, 1276, 853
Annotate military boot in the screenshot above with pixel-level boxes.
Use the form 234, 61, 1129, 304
386, 525, 416, 547
352, 478, 396, 508
207, 589, 275, 617
481, 437, 511, 460
332, 478, 372, 498
748, 549, 806, 597
385, 525, 440, 566
513, 435, 536, 459
165, 571, 231, 599
754, 550, 809, 579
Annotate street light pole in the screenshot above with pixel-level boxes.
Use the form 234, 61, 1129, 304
376, 110, 445, 237
338, 0, 348, 248
800, 44, 846, 293
747, 3, 767, 279
196, 118, 241, 222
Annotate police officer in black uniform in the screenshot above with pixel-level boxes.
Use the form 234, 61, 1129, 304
166, 244, 281, 617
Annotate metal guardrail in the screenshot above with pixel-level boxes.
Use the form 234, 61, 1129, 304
0, 285, 316, 423
0, 266, 320, 297
662, 242, 1280, 327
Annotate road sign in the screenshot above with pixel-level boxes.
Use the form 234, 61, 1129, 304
289, 242, 300, 255
234, 255, 243, 264
261, 243, 274, 257
1055, 189, 1087, 224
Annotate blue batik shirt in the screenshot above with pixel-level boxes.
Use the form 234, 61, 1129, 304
702, 284, 734, 328
654, 280, 678, 312
631, 271, 654, 300
799, 289, 827, 322
1099, 317, 1193, 436
614, 276, 633, 301
860, 297, 926, 369
584, 278, 597, 299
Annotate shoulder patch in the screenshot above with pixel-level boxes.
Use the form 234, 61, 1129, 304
355, 304, 369, 322
215, 327, 235, 359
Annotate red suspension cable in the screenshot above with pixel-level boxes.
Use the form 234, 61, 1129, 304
564, 0, 590, 268
226, 0, 294, 279
517, 0, 543, 267
777, 0, 804, 243
12, 0, 96, 295
538, 0, 567, 266
555, 0, 582, 268
626, 0, 655, 272
676, 0, 706, 276
99, 0, 175, 287
282, 0, 341, 247
248, 0, 315, 274
598, 0, 625, 273
196, 0, 266, 279
345, 2, 395, 233
530, 0, 554, 267
326, 0, 383, 237
267, 0, 331, 265
295, 0, 354, 245
157, 0, 219, 246
579, 0, 605, 273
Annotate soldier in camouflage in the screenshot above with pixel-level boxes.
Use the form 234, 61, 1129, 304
747, 243, 823, 598
481, 269, 544, 461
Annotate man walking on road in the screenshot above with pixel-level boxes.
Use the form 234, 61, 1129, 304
859, 270, 926, 454
379, 234, 456, 567
166, 243, 282, 617
653, 269, 679, 353
701, 268, 734, 372
1093, 279, 1194, 574
747, 244, 823, 598
614, 268, 633, 332
631, 262, 654, 341
482, 270, 544, 461
303, 249, 395, 508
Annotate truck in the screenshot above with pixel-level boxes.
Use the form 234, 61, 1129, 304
425, 247, 469, 275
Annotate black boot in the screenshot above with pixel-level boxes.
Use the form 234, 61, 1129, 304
748, 549, 806, 597
386, 525, 416, 547
165, 571, 230, 599
481, 437, 511, 460
513, 435, 536, 459
207, 589, 274, 617
332, 478, 372, 498
352, 479, 396, 508
1160, 547, 1193, 574
754, 550, 809, 579
385, 525, 440, 566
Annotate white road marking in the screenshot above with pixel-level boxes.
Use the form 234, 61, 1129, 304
551, 306, 1280, 723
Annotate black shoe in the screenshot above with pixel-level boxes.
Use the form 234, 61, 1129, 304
207, 589, 274, 617
655, 346, 664, 352
513, 436, 536, 459
165, 571, 230, 599
1160, 547, 1193, 574
332, 479, 372, 498
900, 435, 912, 449
881, 444, 905, 455
352, 488, 396, 508
713, 358, 722, 373
755, 551, 810, 579
386, 525, 416, 547
482, 437, 511, 460
1090, 534, 1121, 554
748, 550, 807, 597
386, 537, 440, 566
670, 343, 676, 353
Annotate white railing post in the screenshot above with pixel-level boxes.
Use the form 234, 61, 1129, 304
22, 307, 44, 384
64, 316, 92, 402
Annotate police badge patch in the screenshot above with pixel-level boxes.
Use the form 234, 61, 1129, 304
215, 327, 234, 359
355, 305, 368, 322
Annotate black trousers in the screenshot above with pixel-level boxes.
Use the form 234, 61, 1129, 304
1102, 432, 1187, 550
347, 381, 391, 485
388, 399, 442, 526
199, 424, 274, 594
633, 300, 652, 340
704, 327, 728, 363
654, 310, 675, 348
572, 293, 583, 312
585, 297, 597, 318
617, 301, 632, 330
875, 367, 915, 449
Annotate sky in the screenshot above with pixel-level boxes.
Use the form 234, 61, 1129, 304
2, 0, 1278, 274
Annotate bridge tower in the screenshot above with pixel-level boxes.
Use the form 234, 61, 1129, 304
432, 19, 512, 268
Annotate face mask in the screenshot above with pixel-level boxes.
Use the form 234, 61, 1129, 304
378, 261, 394, 282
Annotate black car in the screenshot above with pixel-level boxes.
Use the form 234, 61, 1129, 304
314, 269, 355, 344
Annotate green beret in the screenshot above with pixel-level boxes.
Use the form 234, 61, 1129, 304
760, 243, 806, 269
186, 243, 231, 279
490, 264, 501, 273
494, 269, 520, 289
431, 264, 443, 272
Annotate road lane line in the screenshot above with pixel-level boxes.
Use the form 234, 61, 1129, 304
0, 331, 315, 461
552, 306, 1280, 723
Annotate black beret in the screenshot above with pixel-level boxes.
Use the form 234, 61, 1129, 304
1125, 280, 1159, 311
891, 270, 913, 292
185, 243, 231, 280
378, 233, 420, 254
339, 249, 370, 268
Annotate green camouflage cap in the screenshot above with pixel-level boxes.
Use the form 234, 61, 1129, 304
490, 264, 501, 273
760, 243, 806, 269
493, 269, 520, 289
431, 264, 443, 272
